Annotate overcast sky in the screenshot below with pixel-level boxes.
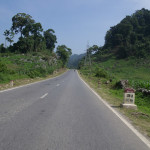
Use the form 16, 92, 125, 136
0, 0, 150, 54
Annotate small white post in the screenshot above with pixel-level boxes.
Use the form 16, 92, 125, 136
121, 88, 137, 109
10, 80, 14, 87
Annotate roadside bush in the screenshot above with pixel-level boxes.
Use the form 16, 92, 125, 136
27, 70, 40, 78
0, 73, 11, 83
130, 80, 150, 90
27, 67, 47, 78
95, 68, 108, 78
0, 61, 7, 73
37, 67, 47, 75
135, 92, 150, 113
47, 67, 54, 74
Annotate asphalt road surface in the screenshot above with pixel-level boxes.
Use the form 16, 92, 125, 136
0, 70, 149, 150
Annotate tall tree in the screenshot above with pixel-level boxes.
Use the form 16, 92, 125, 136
11, 13, 35, 38
56, 45, 72, 67
30, 23, 43, 52
0, 44, 6, 53
44, 29, 57, 52
88, 45, 99, 54
4, 30, 14, 46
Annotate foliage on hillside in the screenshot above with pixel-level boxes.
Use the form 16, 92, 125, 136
79, 8, 150, 88
79, 8, 150, 116
0, 13, 72, 83
104, 8, 150, 59
86, 8, 150, 60
0, 52, 59, 83
56, 45, 72, 67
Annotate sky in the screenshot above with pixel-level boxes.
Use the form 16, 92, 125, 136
0, 0, 150, 54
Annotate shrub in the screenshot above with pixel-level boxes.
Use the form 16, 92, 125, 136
130, 80, 150, 90
47, 67, 54, 74
95, 68, 108, 78
27, 70, 40, 78
0, 73, 11, 83
0, 61, 7, 73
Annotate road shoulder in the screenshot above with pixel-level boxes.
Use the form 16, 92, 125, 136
77, 70, 150, 149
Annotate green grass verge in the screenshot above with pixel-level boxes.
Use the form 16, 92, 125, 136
0, 68, 67, 91
79, 70, 150, 139
0, 52, 66, 90
96, 56, 150, 81
0, 52, 62, 84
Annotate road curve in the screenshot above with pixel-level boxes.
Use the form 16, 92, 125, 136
0, 70, 149, 150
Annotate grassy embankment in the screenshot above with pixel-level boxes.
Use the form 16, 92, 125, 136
79, 56, 150, 139
0, 52, 66, 91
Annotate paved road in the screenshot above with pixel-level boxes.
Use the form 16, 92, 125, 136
0, 70, 149, 150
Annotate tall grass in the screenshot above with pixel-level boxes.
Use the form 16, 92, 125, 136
0, 53, 60, 84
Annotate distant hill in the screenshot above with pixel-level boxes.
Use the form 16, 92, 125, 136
68, 53, 85, 68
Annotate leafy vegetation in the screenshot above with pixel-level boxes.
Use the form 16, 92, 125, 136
0, 52, 56, 83
56, 45, 72, 67
95, 68, 108, 78
79, 8, 150, 137
0, 13, 72, 84
82, 8, 150, 61
104, 8, 150, 59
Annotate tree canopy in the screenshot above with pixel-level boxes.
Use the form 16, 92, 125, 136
2, 13, 59, 54
12, 13, 35, 38
56, 45, 72, 67
104, 8, 150, 58
44, 29, 57, 52
1, 12, 72, 69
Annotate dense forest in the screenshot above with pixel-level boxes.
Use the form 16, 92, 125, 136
0, 13, 72, 83
105, 8, 150, 58
86, 8, 150, 60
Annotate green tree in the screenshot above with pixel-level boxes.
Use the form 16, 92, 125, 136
104, 8, 150, 58
88, 45, 99, 54
22, 23, 33, 37
0, 44, 6, 53
4, 30, 14, 46
30, 23, 43, 52
11, 13, 35, 38
56, 45, 72, 67
44, 29, 57, 52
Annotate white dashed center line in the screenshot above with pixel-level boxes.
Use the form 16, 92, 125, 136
40, 93, 48, 99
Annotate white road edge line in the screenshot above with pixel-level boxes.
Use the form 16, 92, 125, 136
77, 71, 150, 149
40, 93, 48, 99
0, 71, 68, 93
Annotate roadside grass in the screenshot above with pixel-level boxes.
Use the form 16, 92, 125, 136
97, 57, 150, 81
0, 53, 66, 90
90, 56, 150, 109
79, 62, 150, 139
93, 56, 150, 115
0, 68, 67, 91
